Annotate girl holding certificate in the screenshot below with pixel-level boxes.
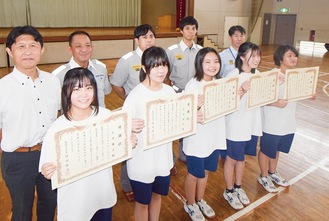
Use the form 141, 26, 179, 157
39, 68, 137, 221
223, 42, 262, 210
122, 46, 175, 221
182, 47, 226, 221
257, 45, 304, 192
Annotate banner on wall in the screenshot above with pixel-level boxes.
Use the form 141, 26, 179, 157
176, 0, 186, 29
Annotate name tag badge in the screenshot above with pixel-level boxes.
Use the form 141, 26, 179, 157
133, 65, 142, 71
175, 54, 184, 60
229, 60, 234, 65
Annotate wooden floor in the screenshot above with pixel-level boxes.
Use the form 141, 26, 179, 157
1, 44, 329, 221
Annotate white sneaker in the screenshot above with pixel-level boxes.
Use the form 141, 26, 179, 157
258, 175, 279, 193
184, 202, 205, 221
197, 199, 215, 219
234, 188, 250, 205
223, 190, 244, 210
269, 172, 289, 187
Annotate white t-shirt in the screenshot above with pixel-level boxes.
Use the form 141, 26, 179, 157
261, 68, 297, 135
225, 68, 262, 141
123, 83, 175, 183
39, 107, 117, 221
183, 78, 226, 157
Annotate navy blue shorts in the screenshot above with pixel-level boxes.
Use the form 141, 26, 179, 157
130, 176, 170, 205
260, 132, 295, 159
186, 150, 220, 178
226, 137, 258, 161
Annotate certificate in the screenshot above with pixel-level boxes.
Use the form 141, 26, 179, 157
247, 70, 279, 110
50, 109, 132, 189
284, 67, 319, 101
143, 92, 198, 150
202, 76, 239, 124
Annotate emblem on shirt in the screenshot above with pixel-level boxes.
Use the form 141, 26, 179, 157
132, 65, 142, 71
229, 60, 234, 65
175, 54, 184, 60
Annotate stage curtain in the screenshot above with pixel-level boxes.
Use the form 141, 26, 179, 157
0, 0, 141, 27
0, 0, 26, 27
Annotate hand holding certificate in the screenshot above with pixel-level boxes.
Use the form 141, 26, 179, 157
284, 67, 319, 101
201, 76, 240, 123
50, 109, 132, 189
247, 70, 280, 110
143, 92, 198, 150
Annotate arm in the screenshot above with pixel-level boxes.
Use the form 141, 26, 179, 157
267, 99, 288, 108
111, 84, 126, 100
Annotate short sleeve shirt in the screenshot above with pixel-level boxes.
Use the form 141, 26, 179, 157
166, 40, 202, 90
219, 46, 237, 78
110, 47, 143, 96
52, 57, 111, 107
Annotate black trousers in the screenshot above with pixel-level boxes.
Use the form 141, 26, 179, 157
1, 151, 57, 221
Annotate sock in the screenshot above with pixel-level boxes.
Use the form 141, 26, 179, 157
226, 188, 234, 193
234, 183, 241, 189
268, 171, 275, 175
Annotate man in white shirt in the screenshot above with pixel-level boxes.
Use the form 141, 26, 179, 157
0, 25, 60, 221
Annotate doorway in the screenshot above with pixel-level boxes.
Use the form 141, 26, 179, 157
274, 14, 296, 46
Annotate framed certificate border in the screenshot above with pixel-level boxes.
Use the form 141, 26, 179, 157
247, 70, 279, 110
143, 92, 197, 150
284, 66, 319, 102
202, 76, 239, 124
51, 110, 132, 189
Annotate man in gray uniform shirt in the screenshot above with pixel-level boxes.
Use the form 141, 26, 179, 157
110, 24, 156, 202
52, 30, 111, 108
166, 16, 202, 162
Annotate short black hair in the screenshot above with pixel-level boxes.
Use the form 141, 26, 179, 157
194, 47, 221, 81
228, 25, 246, 36
6, 25, 43, 49
68, 30, 92, 46
179, 16, 198, 30
273, 45, 299, 66
62, 67, 99, 120
134, 24, 156, 39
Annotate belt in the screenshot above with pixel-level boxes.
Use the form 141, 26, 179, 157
14, 143, 42, 152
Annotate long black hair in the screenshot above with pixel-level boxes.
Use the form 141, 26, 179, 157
235, 42, 261, 74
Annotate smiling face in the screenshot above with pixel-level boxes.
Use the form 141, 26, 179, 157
6, 34, 44, 72
69, 34, 93, 67
202, 52, 220, 81
241, 49, 261, 72
143, 64, 168, 90
70, 78, 94, 113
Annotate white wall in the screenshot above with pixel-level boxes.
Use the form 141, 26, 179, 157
264, 0, 329, 44
194, 0, 252, 48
